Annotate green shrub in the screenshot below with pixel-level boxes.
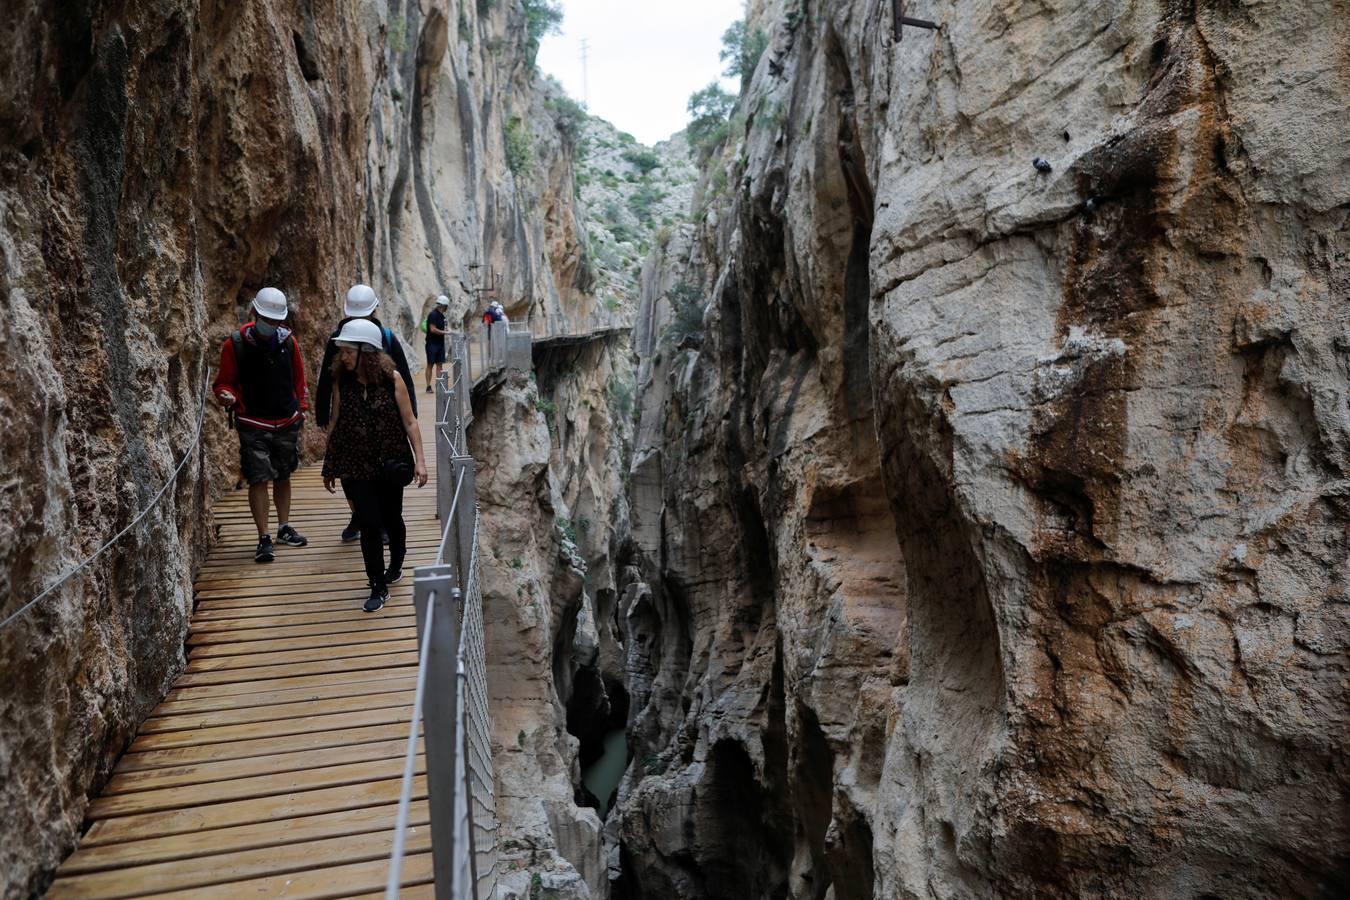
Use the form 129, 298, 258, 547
522, 0, 563, 69
555, 515, 578, 543
661, 281, 705, 349
607, 373, 634, 420
627, 183, 665, 225
618, 131, 637, 145
547, 92, 588, 144
536, 395, 556, 416
687, 83, 736, 161
504, 118, 534, 177
388, 14, 407, 53
622, 147, 661, 175
720, 19, 768, 85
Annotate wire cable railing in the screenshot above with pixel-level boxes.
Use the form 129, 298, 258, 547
385, 596, 436, 899
386, 334, 498, 899
0, 384, 209, 633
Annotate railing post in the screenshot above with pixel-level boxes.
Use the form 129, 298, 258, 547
412, 569, 461, 899
436, 414, 455, 523
449, 457, 476, 595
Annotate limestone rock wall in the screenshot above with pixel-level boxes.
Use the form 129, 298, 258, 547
0, 1, 598, 896
615, 1, 1350, 898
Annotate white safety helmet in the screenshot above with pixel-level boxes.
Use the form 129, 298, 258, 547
334, 318, 385, 351
435, 294, 450, 307
252, 287, 288, 320
345, 283, 380, 317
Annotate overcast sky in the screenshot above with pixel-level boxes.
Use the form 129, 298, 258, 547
536, 0, 744, 146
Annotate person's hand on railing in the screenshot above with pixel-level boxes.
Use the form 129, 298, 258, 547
215, 390, 236, 409
414, 460, 428, 488
323, 474, 337, 494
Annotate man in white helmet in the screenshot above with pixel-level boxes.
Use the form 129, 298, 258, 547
314, 283, 417, 543
212, 287, 310, 563
423, 294, 450, 394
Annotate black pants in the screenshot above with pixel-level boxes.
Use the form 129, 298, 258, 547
341, 478, 407, 587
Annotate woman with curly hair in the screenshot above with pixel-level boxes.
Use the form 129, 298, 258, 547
322, 319, 428, 612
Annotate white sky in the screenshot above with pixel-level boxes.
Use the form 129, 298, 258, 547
536, 0, 745, 145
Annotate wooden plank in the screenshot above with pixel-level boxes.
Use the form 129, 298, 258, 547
182, 640, 414, 674
185, 626, 417, 658
104, 738, 420, 795
193, 586, 414, 608
62, 802, 427, 875
175, 651, 418, 686
191, 596, 413, 621
88, 755, 426, 818
164, 666, 415, 701
128, 706, 414, 753
150, 674, 416, 718
188, 612, 416, 638
139, 688, 412, 734
116, 722, 414, 772
135, 850, 435, 900
80, 775, 428, 847
48, 827, 432, 899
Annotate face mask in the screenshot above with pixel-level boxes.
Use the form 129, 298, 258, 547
254, 320, 278, 340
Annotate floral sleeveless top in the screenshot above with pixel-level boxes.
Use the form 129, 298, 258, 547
322, 373, 413, 481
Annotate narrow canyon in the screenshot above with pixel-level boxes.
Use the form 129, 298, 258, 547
1, 1, 1347, 898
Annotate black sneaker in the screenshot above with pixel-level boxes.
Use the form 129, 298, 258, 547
363, 584, 388, 613
254, 535, 274, 563
385, 566, 403, 585
425, 385, 433, 394
276, 524, 308, 547
341, 519, 361, 543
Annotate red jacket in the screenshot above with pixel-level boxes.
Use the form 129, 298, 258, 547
212, 323, 310, 430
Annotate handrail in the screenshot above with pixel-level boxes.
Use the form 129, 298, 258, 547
435, 467, 467, 566
0, 384, 209, 633
384, 595, 437, 899
389, 334, 497, 899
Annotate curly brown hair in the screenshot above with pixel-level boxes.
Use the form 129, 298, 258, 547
331, 345, 396, 383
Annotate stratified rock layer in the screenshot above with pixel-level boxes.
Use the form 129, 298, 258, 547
616, 1, 1350, 897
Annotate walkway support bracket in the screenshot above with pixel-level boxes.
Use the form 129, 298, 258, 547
412, 568, 463, 900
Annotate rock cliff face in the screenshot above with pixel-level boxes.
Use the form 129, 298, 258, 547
614, 1, 1350, 898
0, 1, 602, 895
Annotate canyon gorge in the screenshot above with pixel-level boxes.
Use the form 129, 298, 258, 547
2, 0, 1348, 898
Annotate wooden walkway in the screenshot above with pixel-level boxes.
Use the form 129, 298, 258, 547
48, 414, 445, 899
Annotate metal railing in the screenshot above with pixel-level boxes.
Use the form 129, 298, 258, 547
386, 339, 498, 899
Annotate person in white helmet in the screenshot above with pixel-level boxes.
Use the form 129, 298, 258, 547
321, 319, 428, 612
423, 295, 450, 393
212, 287, 310, 563
315, 283, 417, 543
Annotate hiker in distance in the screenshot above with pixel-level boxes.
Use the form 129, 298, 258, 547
321, 319, 428, 612
424, 294, 449, 394
212, 287, 310, 563
315, 283, 417, 543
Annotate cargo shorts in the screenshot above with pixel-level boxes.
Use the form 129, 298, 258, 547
237, 424, 302, 485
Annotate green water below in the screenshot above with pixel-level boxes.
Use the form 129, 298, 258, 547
582, 728, 629, 813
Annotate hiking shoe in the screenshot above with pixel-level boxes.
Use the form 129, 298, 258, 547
425, 385, 433, 394
276, 524, 308, 547
341, 519, 361, 543
254, 535, 274, 564
363, 584, 389, 613
385, 566, 403, 585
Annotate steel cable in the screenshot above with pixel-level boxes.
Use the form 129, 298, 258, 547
0, 386, 210, 633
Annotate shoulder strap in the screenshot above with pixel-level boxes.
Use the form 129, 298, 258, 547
383, 327, 394, 351
230, 330, 243, 358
